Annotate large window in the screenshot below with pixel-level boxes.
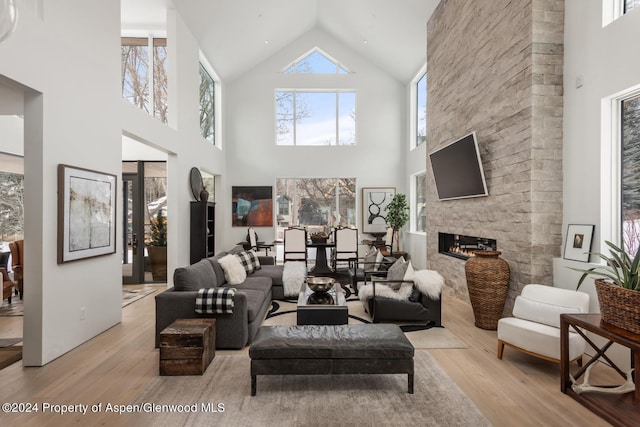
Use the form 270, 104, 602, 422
621, 94, 640, 256
275, 178, 356, 234
121, 37, 168, 123
413, 172, 427, 233
416, 73, 427, 146
625, 0, 640, 13
276, 91, 356, 146
199, 63, 215, 144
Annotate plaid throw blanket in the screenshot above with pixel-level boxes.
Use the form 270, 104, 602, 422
195, 287, 236, 314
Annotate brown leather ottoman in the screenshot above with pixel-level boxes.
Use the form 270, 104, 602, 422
249, 324, 414, 395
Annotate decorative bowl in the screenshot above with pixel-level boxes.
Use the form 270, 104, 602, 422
306, 277, 335, 292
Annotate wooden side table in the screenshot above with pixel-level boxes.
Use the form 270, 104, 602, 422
560, 313, 640, 427
159, 318, 216, 376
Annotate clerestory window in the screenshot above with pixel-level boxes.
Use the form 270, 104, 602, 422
199, 63, 215, 144
121, 37, 168, 123
275, 90, 356, 146
283, 49, 348, 75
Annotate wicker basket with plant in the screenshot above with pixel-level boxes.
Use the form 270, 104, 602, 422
572, 240, 640, 334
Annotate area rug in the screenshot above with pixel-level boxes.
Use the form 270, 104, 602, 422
264, 298, 467, 349
131, 351, 490, 427
122, 287, 157, 307
0, 297, 23, 316
0, 337, 22, 347
0, 346, 22, 370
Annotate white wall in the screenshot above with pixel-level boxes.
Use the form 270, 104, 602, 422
222, 28, 407, 249
0, 1, 226, 365
557, 1, 640, 370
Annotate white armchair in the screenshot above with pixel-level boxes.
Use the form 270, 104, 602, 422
497, 284, 590, 364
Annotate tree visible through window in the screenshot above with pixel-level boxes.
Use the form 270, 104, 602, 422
622, 94, 640, 256
416, 73, 427, 146
121, 37, 168, 123
199, 63, 215, 144
276, 91, 356, 145
275, 178, 356, 233
625, 0, 640, 13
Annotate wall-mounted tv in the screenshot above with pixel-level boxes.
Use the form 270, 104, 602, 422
429, 132, 488, 201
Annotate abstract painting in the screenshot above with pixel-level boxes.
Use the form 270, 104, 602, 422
232, 186, 273, 227
58, 164, 117, 263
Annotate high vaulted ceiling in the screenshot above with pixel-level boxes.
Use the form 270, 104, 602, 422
121, 0, 440, 83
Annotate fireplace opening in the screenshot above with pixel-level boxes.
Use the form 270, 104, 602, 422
438, 232, 497, 260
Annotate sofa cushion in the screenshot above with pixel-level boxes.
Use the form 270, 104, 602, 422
218, 254, 247, 285
233, 288, 269, 323
252, 264, 284, 288
235, 276, 272, 301
206, 252, 229, 287
173, 259, 217, 291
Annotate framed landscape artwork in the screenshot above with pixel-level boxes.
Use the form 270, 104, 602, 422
563, 224, 594, 263
232, 186, 273, 227
58, 164, 117, 263
362, 187, 396, 234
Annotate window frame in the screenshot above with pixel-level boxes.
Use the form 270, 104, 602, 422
602, 84, 640, 255
274, 89, 357, 146
411, 171, 427, 234
198, 52, 221, 148
121, 36, 168, 123
410, 65, 427, 150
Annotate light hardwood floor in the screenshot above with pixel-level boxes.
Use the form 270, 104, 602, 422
0, 286, 617, 426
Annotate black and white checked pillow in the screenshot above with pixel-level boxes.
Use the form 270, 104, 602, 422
235, 250, 261, 274
195, 287, 236, 314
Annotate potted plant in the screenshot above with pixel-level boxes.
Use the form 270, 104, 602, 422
384, 193, 410, 253
572, 240, 640, 334
147, 210, 167, 281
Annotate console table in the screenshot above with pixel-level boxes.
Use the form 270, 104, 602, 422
560, 313, 640, 427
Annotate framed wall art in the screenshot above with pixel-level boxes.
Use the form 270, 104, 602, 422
58, 164, 117, 263
232, 186, 273, 227
563, 224, 595, 263
361, 187, 396, 234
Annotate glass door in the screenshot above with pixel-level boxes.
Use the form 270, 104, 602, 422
122, 172, 144, 284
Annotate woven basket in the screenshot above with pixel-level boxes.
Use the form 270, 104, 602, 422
595, 279, 640, 335
464, 251, 510, 330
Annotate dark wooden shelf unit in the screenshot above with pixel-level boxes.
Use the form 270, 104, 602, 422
190, 200, 215, 264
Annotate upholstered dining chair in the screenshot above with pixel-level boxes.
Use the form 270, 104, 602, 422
497, 284, 590, 365
9, 239, 23, 299
283, 227, 307, 265
1, 267, 14, 305
332, 227, 358, 271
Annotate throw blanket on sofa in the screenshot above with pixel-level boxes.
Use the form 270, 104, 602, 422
358, 269, 445, 302
283, 261, 307, 297
196, 287, 236, 314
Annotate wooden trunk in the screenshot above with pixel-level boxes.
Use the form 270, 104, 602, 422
159, 318, 216, 375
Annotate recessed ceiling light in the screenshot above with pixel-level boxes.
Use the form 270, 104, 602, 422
264, 40, 269, 44
363, 40, 368, 44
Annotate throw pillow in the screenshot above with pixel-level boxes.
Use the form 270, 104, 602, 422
247, 249, 261, 271
235, 251, 255, 274
218, 253, 247, 285
404, 260, 415, 281
386, 256, 407, 290
235, 250, 261, 274
363, 248, 378, 270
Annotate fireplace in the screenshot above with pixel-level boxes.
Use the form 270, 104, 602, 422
438, 232, 497, 260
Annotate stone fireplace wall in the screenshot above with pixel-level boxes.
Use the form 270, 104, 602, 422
426, 0, 564, 313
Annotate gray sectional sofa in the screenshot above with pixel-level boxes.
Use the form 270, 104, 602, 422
155, 246, 284, 349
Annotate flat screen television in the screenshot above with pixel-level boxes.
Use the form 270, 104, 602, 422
429, 132, 488, 201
